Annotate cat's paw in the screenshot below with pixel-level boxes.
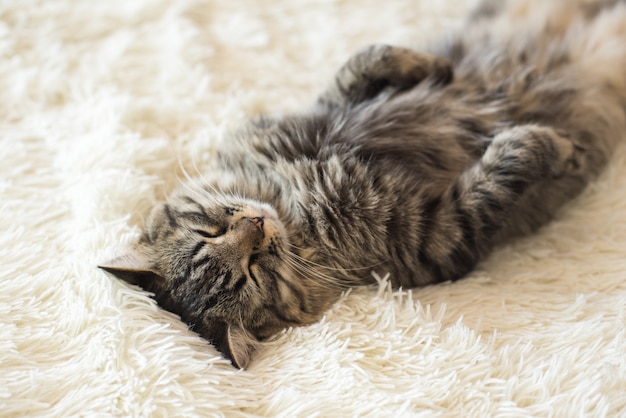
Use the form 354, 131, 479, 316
553, 129, 585, 176
361, 45, 453, 89
488, 125, 582, 179
322, 44, 453, 106
531, 127, 585, 177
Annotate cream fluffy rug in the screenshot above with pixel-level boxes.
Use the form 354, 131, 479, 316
3, 0, 626, 416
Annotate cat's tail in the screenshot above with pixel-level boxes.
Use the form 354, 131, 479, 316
470, 0, 626, 23
571, 0, 626, 155
562, 2, 626, 176
572, 2, 626, 94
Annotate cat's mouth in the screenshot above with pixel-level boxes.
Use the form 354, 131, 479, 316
249, 253, 261, 266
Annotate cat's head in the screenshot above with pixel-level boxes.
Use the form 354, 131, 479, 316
100, 189, 334, 369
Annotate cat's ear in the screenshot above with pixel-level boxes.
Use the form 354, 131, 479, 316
98, 248, 162, 288
221, 324, 258, 369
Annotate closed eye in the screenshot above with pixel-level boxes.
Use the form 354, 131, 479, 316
194, 227, 227, 239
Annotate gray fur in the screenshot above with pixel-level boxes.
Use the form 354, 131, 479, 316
101, 0, 626, 368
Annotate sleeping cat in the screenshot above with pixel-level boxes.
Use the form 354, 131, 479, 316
100, 0, 626, 368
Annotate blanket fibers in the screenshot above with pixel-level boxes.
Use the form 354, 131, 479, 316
2, 0, 626, 416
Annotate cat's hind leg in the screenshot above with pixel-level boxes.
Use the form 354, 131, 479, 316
318, 45, 453, 109
416, 125, 583, 284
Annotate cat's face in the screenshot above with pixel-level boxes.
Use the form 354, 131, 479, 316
100, 189, 332, 368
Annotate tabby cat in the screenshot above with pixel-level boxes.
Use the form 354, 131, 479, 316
101, 0, 626, 368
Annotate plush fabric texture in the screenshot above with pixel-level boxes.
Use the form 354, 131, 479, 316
2, 0, 626, 416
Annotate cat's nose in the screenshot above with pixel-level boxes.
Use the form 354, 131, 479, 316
244, 216, 265, 236
234, 217, 265, 252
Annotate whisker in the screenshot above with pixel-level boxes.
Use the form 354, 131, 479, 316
286, 243, 385, 272
173, 149, 241, 209
176, 162, 214, 203
282, 253, 348, 290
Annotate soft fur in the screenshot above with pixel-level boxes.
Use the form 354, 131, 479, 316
3, 0, 626, 416
104, 0, 626, 368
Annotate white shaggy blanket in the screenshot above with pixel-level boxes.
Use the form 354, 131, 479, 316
3, 0, 626, 416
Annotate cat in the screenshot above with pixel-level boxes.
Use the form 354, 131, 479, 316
100, 0, 626, 369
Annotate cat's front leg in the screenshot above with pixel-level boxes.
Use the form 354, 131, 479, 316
416, 125, 582, 284
318, 44, 453, 109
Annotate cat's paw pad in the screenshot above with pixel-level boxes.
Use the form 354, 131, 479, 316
546, 129, 588, 177
553, 129, 586, 175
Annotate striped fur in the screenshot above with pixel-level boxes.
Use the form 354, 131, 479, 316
101, 0, 626, 368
